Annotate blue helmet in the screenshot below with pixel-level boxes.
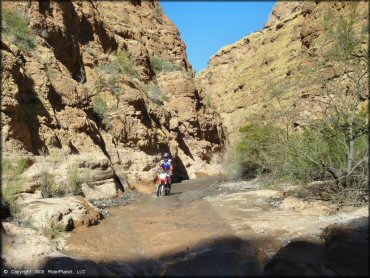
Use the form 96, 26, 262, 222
164, 152, 170, 160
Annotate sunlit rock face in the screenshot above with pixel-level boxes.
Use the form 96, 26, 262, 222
196, 1, 368, 144
1, 0, 226, 192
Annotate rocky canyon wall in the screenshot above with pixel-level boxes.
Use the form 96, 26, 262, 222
1, 0, 225, 195
197, 1, 368, 144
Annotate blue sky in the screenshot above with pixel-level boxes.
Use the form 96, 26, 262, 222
161, 1, 277, 74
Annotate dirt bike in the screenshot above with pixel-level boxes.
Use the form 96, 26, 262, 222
156, 171, 171, 197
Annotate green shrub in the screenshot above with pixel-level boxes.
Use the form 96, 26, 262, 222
2, 157, 31, 175
150, 56, 162, 75
162, 60, 182, 72
114, 49, 138, 77
155, 5, 163, 18
96, 49, 135, 94
53, 186, 67, 198
46, 68, 57, 80
237, 124, 286, 177
150, 55, 182, 76
67, 165, 83, 196
143, 84, 169, 105
93, 95, 108, 120
362, 23, 369, 34
2, 183, 22, 217
206, 95, 213, 108
285, 130, 337, 182
107, 75, 124, 95
39, 170, 70, 198
1, 157, 31, 217
82, 169, 94, 188
42, 217, 66, 239
237, 123, 347, 181
182, 71, 193, 79
2, 8, 36, 52
237, 120, 368, 203
88, 72, 104, 96
100, 49, 138, 78
2, 158, 14, 172
49, 221, 66, 237
16, 157, 31, 174
40, 171, 55, 198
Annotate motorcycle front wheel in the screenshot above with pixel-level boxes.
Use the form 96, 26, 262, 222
165, 185, 171, 196
156, 184, 161, 197
157, 184, 165, 197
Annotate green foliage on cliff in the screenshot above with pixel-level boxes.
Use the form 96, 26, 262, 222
100, 49, 138, 79
143, 83, 169, 105
96, 49, 137, 95
113, 49, 139, 77
2, 8, 36, 52
93, 95, 108, 120
323, 3, 366, 63
150, 55, 183, 76
155, 5, 163, 18
205, 95, 213, 108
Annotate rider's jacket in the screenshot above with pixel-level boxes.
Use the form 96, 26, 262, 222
160, 159, 173, 173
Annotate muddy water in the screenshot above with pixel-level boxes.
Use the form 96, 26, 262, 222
61, 177, 262, 275
58, 178, 337, 276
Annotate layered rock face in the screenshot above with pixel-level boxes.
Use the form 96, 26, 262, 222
1, 0, 225, 195
197, 1, 368, 144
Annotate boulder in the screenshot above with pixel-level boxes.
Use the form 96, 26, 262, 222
81, 182, 117, 201
322, 217, 368, 276
264, 240, 336, 276
2, 222, 62, 270
264, 217, 369, 276
18, 196, 103, 230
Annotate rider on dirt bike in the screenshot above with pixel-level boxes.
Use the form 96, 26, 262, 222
159, 153, 173, 189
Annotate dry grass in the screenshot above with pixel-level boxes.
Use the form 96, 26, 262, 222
1, 157, 32, 217
2, 8, 36, 52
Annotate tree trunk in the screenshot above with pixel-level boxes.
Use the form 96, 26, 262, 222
346, 97, 360, 187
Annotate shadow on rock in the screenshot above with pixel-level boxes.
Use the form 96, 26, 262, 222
172, 155, 189, 182
264, 216, 369, 276
23, 236, 261, 277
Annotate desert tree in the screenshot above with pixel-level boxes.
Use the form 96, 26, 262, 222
238, 2, 368, 202
299, 2, 369, 188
